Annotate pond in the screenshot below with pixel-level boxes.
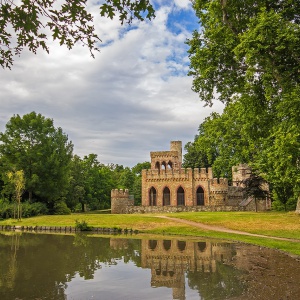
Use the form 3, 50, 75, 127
0, 231, 299, 300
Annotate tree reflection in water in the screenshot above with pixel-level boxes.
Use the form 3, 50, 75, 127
0, 232, 299, 300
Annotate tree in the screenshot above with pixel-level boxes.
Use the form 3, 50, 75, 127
6, 169, 25, 220
131, 161, 150, 205
188, 0, 300, 106
0, 112, 73, 207
0, 0, 155, 68
187, 1, 300, 209
65, 155, 85, 211
242, 172, 269, 212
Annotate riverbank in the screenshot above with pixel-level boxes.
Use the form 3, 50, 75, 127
1, 211, 299, 257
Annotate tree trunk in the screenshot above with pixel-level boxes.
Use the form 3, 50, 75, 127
296, 196, 300, 214
29, 190, 32, 202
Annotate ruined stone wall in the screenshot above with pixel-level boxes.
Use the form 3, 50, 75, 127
232, 164, 251, 186
209, 178, 229, 206
111, 189, 134, 214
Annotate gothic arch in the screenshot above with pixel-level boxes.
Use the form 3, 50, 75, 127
177, 241, 186, 252
148, 240, 157, 250
163, 187, 170, 206
167, 161, 173, 169
155, 161, 160, 170
161, 161, 167, 170
149, 187, 157, 206
177, 186, 185, 206
197, 242, 207, 252
196, 186, 205, 206
163, 240, 171, 251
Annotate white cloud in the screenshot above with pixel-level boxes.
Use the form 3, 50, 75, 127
0, 2, 223, 167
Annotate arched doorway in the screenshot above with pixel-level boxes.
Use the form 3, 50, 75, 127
197, 186, 205, 205
163, 187, 170, 206
177, 186, 185, 206
149, 187, 157, 206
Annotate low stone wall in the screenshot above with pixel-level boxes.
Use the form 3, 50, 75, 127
125, 205, 246, 214
0, 225, 138, 234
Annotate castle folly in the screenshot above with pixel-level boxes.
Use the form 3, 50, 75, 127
111, 141, 271, 213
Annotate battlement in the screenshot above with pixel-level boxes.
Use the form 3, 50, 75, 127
150, 151, 179, 158
111, 189, 129, 199
193, 168, 213, 179
143, 168, 192, 181
210, 178, 228, 186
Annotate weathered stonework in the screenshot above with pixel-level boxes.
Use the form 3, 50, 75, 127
111, 141, 271, 213
111, 189, 134, 214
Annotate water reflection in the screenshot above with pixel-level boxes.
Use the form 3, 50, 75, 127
0, 231, 299, 300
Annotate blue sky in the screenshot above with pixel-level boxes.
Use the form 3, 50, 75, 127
0, 0, 224, 167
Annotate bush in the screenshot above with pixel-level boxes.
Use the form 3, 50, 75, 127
22, 202, 49, 217
0, 200, 49, 219
75, 220, 93, 231
53, 201, 71, 215
0, 202, 14, 219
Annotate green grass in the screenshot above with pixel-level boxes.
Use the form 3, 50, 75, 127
169, 211, 300, 239
1, 211, 299, 256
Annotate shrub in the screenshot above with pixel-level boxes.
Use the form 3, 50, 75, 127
22, 202, 49, 217
75, 220, 93, 231
53, 201, 71, 215
0, 201, 49, 219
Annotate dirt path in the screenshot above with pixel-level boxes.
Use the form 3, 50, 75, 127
157, 215, 300, 243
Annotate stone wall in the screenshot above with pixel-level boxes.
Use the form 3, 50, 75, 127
111, 189, 134, 214
126, 205, 245, 214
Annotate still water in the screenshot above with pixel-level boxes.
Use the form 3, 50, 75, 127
0, 231, 299, 300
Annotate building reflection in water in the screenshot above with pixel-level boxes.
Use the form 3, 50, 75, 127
140, 239, 234, 300
1, 233, 299, 300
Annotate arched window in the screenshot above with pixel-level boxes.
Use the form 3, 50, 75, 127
197, 242, 207, 252
196, 186, 205, 206
155, 161, 160, 170
149, 187, 157, 206
163, 240, 171, 251
161, 161, 166, 170
167, 161, 173, 169
163, 187, 170, 206
177, 241, 186, 252
149, 240, 157, 250
177, 186, 185, 206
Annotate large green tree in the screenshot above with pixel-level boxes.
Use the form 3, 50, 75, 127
0, 112, 73, 206
187, 0, 300, 209
188, 0, 300, 106
0, 0, 155, 68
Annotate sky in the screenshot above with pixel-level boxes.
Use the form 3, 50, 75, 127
0, 0, 224, 167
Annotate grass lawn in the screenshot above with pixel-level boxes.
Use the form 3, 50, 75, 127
169, 211, 300, 239
1, 211, 299, 257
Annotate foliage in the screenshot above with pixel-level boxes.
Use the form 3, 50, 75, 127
0, 112, 73, 206
53, 201, 71, 215
188, 0, 300, 106
0, 0, 155, 68
0, 200, 48, 218
6, 170, 25, 220
75, 219, 92, 231
242, 172, 269, 212
187, 1, 300, 209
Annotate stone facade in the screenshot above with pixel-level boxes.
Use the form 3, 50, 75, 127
111, 141, 271, 213
111, 189, 134, 214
